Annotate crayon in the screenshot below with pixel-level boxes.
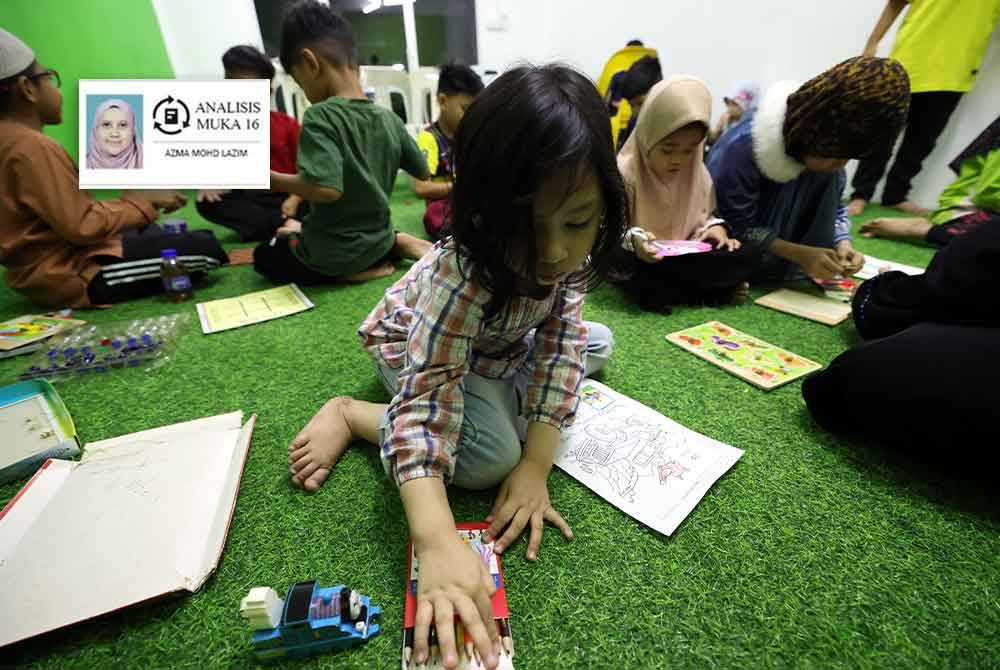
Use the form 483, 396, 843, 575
403, 627, 414, 669
496, 618, 514, 657
459, 620, 478, 666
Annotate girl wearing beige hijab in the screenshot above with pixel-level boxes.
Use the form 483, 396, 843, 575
617, 76, 755, 312
619, 76, 737, 255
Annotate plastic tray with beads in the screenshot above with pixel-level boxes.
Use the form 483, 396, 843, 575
17, 314, 189, 382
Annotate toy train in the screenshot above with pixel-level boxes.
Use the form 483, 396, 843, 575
240, 580, 381, 663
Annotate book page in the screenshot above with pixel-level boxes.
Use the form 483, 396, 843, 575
854, 254, 925, 280
555, 381, 743, 537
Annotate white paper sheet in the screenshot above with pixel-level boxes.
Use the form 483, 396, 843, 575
854, 254, 925, 280
555, 381, 743, 536
0, 412, 254, 647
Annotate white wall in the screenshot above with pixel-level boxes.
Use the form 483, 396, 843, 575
152, 0, 264, 80
475, 0, 1000, 209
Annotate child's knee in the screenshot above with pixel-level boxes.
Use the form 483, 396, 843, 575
584, 321, 614, 375
451, 419, 522, 490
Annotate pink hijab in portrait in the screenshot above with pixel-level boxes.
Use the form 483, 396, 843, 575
617, 76, 715, 241
87, 99, 143, 169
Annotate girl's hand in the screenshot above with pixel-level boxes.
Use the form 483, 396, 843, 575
413, 532, 501, 669
796, 246, 845, 279
485, 459, 572, 561
633, 230, 662, 265
834, 240, 865, 274
698, 225, 741, 252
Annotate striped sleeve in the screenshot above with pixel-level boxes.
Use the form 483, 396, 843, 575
523, 285, 587, 430
832, 169, 852, 244
381, 255, 487, 486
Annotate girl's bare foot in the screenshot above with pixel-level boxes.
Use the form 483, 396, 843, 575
288, 397, 357, 491
889, 200, 930, 216
394, 232, 433, 260
847, 198, 867, 217
859, 217, 931, 241
343, 260, 396, 283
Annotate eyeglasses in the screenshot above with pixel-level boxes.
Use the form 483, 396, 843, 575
27, 69, 61, 89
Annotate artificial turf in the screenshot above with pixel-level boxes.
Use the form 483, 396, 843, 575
1, 180, 997, 669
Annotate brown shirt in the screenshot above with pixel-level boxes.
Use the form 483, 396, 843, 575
0, 121, 156, 307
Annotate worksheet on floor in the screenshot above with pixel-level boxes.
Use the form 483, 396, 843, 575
555, 380, 743, 536
196, 284, 314, 334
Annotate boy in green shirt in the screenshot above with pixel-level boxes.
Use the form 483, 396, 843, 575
254, 0, 432, 284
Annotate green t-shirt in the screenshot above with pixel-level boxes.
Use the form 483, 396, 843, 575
293, 97, 428, 276
930, 148, 1000, 225
890, 0, 1000, 93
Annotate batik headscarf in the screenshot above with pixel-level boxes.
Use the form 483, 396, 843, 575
86, 99, 143, 169
618, 76, 715, 241
724, 81, 760, 116
949, 116, 1000, 173
783, 56, 909, 162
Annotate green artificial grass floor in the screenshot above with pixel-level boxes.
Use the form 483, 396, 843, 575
1, 181, 997, 669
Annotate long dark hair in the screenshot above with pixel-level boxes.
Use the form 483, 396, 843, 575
449, 64, 628, 318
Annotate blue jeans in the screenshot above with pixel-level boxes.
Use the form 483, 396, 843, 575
375, 321, 614, 490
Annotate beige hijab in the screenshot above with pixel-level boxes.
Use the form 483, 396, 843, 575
618, 76, 715, 241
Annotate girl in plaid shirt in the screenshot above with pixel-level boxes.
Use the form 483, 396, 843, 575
287, 64, 627, 668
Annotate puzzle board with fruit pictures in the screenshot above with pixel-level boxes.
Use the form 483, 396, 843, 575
665, 321, 822, 390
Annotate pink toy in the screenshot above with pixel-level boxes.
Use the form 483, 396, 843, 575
653, 240, 713, 258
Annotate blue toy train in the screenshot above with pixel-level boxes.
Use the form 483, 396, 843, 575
240, 580, 381, 663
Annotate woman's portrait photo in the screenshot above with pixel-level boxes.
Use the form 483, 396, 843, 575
86, 95, 143, 169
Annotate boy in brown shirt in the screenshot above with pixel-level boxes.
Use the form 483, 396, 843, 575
0, 28, 228, 308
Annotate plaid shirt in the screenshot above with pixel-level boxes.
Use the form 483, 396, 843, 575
358, 242, 588, 486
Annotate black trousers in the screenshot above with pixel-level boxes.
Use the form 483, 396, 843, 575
195, 190, 309, 242
925, 211, 998, 247
253, 233, 398, 285
252, 235, 338, 285
850, 91, 962, 205
802, 322, 1000, 452
87, 224, 228, 304
615, 243, 759, 312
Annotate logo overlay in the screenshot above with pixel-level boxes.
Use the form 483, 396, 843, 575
79, 80, 270, 189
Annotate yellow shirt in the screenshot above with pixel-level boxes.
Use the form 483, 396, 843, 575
890, 0, 1000, 93
417, 127, 452, 182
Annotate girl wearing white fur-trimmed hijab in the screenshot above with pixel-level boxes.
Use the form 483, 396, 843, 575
616, 76, 756, 312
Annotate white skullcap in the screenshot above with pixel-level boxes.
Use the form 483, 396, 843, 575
0, 28, 35, 81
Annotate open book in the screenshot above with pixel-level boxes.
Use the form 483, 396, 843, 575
0, 412, 256, 647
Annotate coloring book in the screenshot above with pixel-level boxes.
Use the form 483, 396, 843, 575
555, 381, 743, 537
666, 321, 822, 390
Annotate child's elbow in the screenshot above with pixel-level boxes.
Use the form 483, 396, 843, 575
314, 186, 343, 202
412, 180, 432, 199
